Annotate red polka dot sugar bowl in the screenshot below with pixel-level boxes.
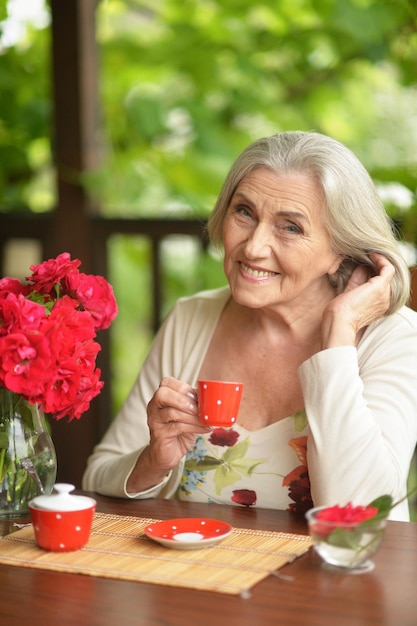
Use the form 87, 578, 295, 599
29, 483, 96, 552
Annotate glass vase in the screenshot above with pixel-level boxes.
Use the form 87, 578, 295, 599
0, 388, 57, 519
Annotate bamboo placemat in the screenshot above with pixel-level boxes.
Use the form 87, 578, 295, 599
0, 512, 311, 596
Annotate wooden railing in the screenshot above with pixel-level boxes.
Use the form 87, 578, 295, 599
0, 212, 208, 331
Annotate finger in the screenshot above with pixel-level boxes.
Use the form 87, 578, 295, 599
149, 408, 210, 442
158, 415, 210, 435
154, 378, 198, 415
345, 265, 370, 291
159, 377, 197, 409
368, 253, 395, 279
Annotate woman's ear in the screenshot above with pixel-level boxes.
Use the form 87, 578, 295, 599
328, 254, 345, 277
328, 258, 360, 292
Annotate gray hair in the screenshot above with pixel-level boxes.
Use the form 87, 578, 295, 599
208, 131, 410, 313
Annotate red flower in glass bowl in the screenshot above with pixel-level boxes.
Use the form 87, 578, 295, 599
305, 496, 395, 573
310, 502, 379, 539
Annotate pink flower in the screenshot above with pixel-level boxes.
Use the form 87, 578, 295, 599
65, 272, 118, 330
0, 331, 52, 397
209, 428, 240, 447
42, 364, 103, 421
45, 301, 97, 344
37, 302, 102, 420
0, 293, 46, 336
0, 277, 28, 297
28, 252, 81, 295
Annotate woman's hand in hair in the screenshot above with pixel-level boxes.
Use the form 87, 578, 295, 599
321, 252, 394, 348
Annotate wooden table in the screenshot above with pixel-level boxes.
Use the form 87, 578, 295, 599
0, 494, 416, 626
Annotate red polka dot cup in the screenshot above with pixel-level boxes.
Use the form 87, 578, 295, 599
197, 380, 244, 428
29, 483, 96, 552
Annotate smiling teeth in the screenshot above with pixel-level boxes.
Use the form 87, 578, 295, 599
241, 263, 275, 278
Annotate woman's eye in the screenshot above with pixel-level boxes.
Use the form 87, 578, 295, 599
283, 222, 302, 234
234, 205, 252, 218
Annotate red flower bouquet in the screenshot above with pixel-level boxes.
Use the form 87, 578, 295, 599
0, 253, 118, 421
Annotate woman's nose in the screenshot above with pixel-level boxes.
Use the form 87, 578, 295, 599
244, 223, 272, 258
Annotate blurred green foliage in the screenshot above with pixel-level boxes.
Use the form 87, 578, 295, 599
0, 2, 53, 212
1, 0, 416, 221
92, 0, 417, 224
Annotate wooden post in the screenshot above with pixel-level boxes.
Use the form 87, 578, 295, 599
49, 0, 105, 487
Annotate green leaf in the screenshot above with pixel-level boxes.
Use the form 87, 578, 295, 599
214, 465, 241, 496
227, 457, 265, 478
367, 494, 393, 519
26, 290, 54, 313
0, 433, 9, 449
326, 527, 363, 550
0, 448, 6, 483
221, 438, 250, 463
0, 0, 8, 22
184, 456, 222, 472
293, 411, 308, 432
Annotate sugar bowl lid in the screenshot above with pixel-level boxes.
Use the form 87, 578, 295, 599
29, 483, 96, 511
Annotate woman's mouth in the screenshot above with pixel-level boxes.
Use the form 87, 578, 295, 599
240, 262, 277, 279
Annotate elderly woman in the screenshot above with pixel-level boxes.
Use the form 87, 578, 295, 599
83, 131, 417, 520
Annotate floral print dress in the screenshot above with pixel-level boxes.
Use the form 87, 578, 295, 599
175, 411, 313, 513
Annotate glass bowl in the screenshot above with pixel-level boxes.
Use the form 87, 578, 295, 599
305, 505, 387, 573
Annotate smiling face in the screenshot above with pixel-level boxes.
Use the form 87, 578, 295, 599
222, 167, 342, 313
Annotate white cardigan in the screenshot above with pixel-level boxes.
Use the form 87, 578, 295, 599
82, 287, 417, 520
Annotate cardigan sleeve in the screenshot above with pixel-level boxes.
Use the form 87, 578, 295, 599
298, 309, 417, 521
81, 299, 185, 498
82, 287, 229, 498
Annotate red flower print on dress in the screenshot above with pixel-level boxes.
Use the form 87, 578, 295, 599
231, 489, 257, 506
209, 428, 240, 447
282, 436, 313, 513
